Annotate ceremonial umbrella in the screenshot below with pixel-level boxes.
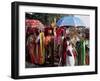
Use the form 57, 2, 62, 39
26, 19, 45, 30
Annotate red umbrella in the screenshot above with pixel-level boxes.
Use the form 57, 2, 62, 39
26, 19, 45, 30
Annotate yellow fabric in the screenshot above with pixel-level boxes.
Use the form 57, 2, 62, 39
40, 32, 45, 64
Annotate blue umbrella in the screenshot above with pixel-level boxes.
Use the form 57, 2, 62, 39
56, 16, 85, 27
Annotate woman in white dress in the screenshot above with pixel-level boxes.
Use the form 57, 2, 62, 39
66, 41, 75, 66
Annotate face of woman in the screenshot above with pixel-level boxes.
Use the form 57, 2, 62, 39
66, 29, 70, 35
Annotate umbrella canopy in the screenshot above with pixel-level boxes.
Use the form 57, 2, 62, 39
25, 19, 45, 30
56, 16, 85, 27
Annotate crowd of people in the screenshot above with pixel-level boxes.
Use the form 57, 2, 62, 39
25, 19, 89, 67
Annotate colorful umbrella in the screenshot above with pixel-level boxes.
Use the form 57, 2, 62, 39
26, 19, 45, 30
56, 16, 85, 27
